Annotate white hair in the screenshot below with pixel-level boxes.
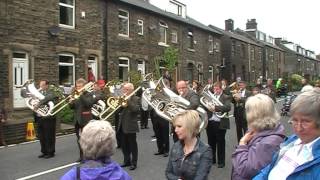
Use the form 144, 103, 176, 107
245, 93, 280, 131
79, 120, 117, 160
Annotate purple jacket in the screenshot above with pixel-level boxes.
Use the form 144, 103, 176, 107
61, 160, 132, 180
231, 124, 286, 180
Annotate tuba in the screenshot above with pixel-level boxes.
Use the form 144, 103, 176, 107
142, 78, 208, 132
21, 79, 54, 117
200, 84, 227, 118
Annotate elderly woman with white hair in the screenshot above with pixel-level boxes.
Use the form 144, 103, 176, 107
253, 88, 320, 180
61, 120, 131, 180
166, 110, 212, 180
231, 93, 286, 180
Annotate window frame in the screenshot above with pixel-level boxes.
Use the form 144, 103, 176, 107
58, 53, 75, 86
158, 21, 168, 46
59, 0, 75, 29
137, 19, 144, 35
208, 35, 214, 53
118, 57, 130, 82
118, 9, 130, 37
171, 30, 178, 43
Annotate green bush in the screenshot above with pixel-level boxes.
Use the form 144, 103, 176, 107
49, 85, 74, 124
288, 74, 303, 91
56, 106, 74, 124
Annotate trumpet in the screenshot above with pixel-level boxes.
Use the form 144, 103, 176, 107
48, 82, 95, 116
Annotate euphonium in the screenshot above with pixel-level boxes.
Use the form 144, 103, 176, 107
21, 79, 54, 117
142, 78, 208, 132
200, 84, 227, 118
48, 81, 95, 116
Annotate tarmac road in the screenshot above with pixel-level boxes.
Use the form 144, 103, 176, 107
0, 98, 293, 180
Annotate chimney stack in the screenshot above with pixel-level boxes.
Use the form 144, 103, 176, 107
246, 19, 257, 30
225, 19, 234, 31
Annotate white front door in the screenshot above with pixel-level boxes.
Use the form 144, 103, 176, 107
12, 52, 29, 108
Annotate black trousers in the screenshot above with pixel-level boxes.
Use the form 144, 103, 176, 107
121, 132, 138, 166
38, 117, 56, 155
75, 122, 86, 159
234, 108, 247, 142
140, 110, 149, 128
153, 115, 169, 153
206, 121, 226, 165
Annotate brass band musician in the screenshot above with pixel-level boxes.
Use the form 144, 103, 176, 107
232, 81, 251, 142
204, 81, 231, 168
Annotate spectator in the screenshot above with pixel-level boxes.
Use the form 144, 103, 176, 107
253, 88, 320, 180
61, 120, 131, 180
301, 78, 313, 92
231, 94, 286, 180
166, 110, 212, 180
88, 67, 96, 82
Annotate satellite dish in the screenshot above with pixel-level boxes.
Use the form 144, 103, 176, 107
48, 26, 61, 36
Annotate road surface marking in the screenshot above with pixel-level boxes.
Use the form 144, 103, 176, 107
16, 162, 79, 180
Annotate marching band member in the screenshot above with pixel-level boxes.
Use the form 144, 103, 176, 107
166, 110, 212, 180
172, 80, 200, 142
232, 81, 251, 142
153, 78, 171, 157
205, 81, 231, 168
34, 80, 57, 159
69, 78, 96, 162
118, 83, 140, 171
261, 78, 276, 102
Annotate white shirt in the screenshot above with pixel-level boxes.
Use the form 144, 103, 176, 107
209, 93, 222, 122
268, 137, 320, 180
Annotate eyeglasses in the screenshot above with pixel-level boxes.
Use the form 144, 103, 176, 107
288, 119, 314, 128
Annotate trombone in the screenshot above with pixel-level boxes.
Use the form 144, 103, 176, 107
48, 82, 95, 116
99, 73, 153, 121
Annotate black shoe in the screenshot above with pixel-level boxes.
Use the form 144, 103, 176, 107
129, 165, 137, 170
154, 152, 164, 155
38, 154, 46, 158
163, 152, 169, 157
151, 135, 156, 138
121, 163, 131, 167
44, 154, 55, 159
217, 163, 225, 168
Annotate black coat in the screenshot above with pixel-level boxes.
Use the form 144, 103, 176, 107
70, 92, 96, 126
205, 93, 231, 129
118, 95, 140, 134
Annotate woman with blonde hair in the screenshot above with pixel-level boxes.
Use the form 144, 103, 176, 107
231, 93, 286, 180
166, 110, 212, 180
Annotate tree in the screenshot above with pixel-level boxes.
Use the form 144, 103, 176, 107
153, 47, 178, 79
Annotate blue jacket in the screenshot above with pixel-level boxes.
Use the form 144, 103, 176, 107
166, 139, 212, 180
61, 159, 132, 180
253, 135, 320, 180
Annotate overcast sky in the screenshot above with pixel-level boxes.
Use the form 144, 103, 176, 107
181, 0, 319, 54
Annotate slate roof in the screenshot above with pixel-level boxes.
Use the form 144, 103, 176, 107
117, 0, 222, 35
208, 25, 261, 47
